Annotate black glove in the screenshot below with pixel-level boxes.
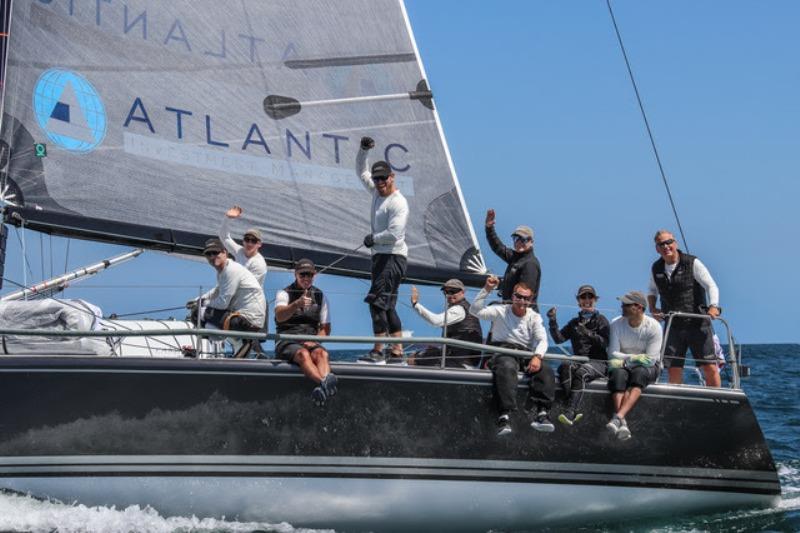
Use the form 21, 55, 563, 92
546, 307, 557, 320
360, 136, 375, 150
363, 234, 375, 248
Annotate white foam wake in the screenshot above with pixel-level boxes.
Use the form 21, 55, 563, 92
0, 491, 334, 533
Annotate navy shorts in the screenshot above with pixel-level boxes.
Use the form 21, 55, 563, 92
664, 320, 715, 368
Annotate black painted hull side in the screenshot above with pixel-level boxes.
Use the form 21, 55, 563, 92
0, 356, 781, 527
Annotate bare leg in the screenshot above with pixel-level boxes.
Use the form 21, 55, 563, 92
311, 347, 331, 377
292, 349, 324, 383
702, 364, 721, 388
389, 330, 404, 356
373, 332, 387, 353
617, 387, 643, 419
668, 367, 684, 384
612, 391, 624, 413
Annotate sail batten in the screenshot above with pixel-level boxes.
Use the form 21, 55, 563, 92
0, 0, 485, 285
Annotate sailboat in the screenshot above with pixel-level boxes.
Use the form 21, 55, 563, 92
0, 1, 780, 530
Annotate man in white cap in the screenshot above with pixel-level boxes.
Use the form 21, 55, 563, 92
484, 209, 541, 311
606, 290, 663, 441
219, 205, 267, 286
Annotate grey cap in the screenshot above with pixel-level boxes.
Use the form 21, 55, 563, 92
511, 225, 534, 240
442, 279, 465, 291
617, 290, 647, 307
244, 228, 262, 241
294, 258, 316, 273
577, 285, 597, 297
203, 238, 224, 254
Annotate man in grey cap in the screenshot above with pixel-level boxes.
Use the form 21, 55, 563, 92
409, 279, 483, 368
219, 205, 267, 286
547, 285, 610, 426
606, 290, 663, 441
485, 209, 541, 311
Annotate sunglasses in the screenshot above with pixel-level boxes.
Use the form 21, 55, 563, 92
512, 292, 532, 301
657, 238, 675, 247
442, 288, 462, 295
298, 271, 315, 278
243, 236, 260, 244
204, 251, 220, 257
578, 293, 596, 300
371, 175, 389, 183
621, 303, 640, 308
512, 235, 531, 243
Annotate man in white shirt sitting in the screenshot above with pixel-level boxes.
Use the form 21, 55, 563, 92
606, 290, 664, 441
470, 276, 554, 436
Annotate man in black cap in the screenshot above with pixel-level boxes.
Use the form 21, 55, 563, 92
356, 136, 410, 364
274, 259, 336, 405
409, 279, 483, 368
546, 285, 610, 426
198, 238, 266, 358
484, 209, 541, 311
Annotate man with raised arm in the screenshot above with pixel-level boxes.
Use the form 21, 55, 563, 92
606, 290, 663, 441
219, 205, 267, 286
647, 230, 721, 387
484, 209, 541, 311
355, 136, 410, 364
409, 279, 483, 368
274, 259, 337, 406
200, 239, 266, 359
470, 275, 555, 436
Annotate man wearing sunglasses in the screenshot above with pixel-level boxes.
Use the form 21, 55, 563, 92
471, 276, 554, 436
356, 136, 410, 364
647, 230, 721, 387
274, 259, 336, 405
485, 209, 541, 311
198, 239, 266, 358
409, 279, 483, 368
219, 205, 267, 286
547, 285, 610, 426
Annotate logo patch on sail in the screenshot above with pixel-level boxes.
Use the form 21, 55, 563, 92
33, 69, 107, 152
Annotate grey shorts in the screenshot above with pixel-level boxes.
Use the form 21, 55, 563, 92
275, 341, 324, 362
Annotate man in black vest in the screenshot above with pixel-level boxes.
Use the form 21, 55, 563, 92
647, 230, 721, 387
409, 279, 484, 368
274, 259, 337, 404
485, 209, 541, 311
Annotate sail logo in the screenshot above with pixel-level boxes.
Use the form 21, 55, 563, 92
33, 69, 107, 153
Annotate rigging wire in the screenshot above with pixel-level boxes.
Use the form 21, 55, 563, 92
605, 0, 690, 252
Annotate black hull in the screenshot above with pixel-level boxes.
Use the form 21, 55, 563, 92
0, 357, 781, 529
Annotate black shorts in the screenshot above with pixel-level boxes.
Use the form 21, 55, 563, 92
275, 341, 324, 362
365, 254, 407, 310
607, 365, 659, 392
202, 308, 260, 332
663, 321, 715, 368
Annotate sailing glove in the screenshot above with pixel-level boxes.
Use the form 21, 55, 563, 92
360, 136, 375, 150
363, 234, 375, 248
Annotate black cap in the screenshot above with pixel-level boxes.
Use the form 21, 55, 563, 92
576, 285, 597, 298
371, 161, 392, 179
295, 258, 316, 274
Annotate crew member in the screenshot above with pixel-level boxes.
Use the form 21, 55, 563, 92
219, 205, 267, 286
647, 230, 721, 387
470, 276, 554, 436
274, 259, 337, 405
409, 279, 483, 368
606, 290, 663, 441
547, 285, 610, 426
356, 136, 410, 364
484, 209, 541, 311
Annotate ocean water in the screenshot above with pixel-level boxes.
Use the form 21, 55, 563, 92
1, 344, 798, 533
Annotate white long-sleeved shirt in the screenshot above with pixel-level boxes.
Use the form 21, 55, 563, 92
219, 217, 268, 286
356, 148, 409, 257
607, 315, 663, 362
205, 259, 266, 326
648, 257, 719, 307
414, 302, 466, 328
469, 288, 547, 355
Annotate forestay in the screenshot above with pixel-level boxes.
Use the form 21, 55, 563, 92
0, 0, 485, 285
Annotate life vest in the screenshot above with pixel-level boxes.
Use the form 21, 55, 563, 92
651, 251, 707, 314
275, 282, 325, 335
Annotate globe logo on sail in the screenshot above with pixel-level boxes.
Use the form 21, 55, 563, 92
33, 69, 107, 152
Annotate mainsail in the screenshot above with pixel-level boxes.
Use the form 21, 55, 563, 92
0, 0, 486, 285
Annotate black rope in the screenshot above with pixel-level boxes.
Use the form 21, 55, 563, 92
605, 0, 690, 252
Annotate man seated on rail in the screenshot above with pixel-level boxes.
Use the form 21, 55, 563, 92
274, 259, 337, 406
606, 290, 663, 441
198, 238, 266, 359
408, 279, 483, 368
470, 275, 555, 436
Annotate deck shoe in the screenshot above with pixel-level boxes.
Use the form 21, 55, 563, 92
617, 419, 632, 441
496, 414, 512, 437
357, 349, 386, 364
311, 386, 327, 406
321, 373, 338, 397
386, 353, 406, 365
558, 409, 577, 426
531, 411, 555, 433
606, 415, 622, 436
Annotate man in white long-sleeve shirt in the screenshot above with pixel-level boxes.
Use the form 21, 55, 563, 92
470, 275, 555, 436
409, 279, 483, 368
356, 136, 410, 364
606, 290, 663, 441
219, 205, 267, 286
201, 239, 266, 358
647, 229, 721, 387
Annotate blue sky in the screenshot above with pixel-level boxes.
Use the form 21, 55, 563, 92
3, 1, 799, 344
